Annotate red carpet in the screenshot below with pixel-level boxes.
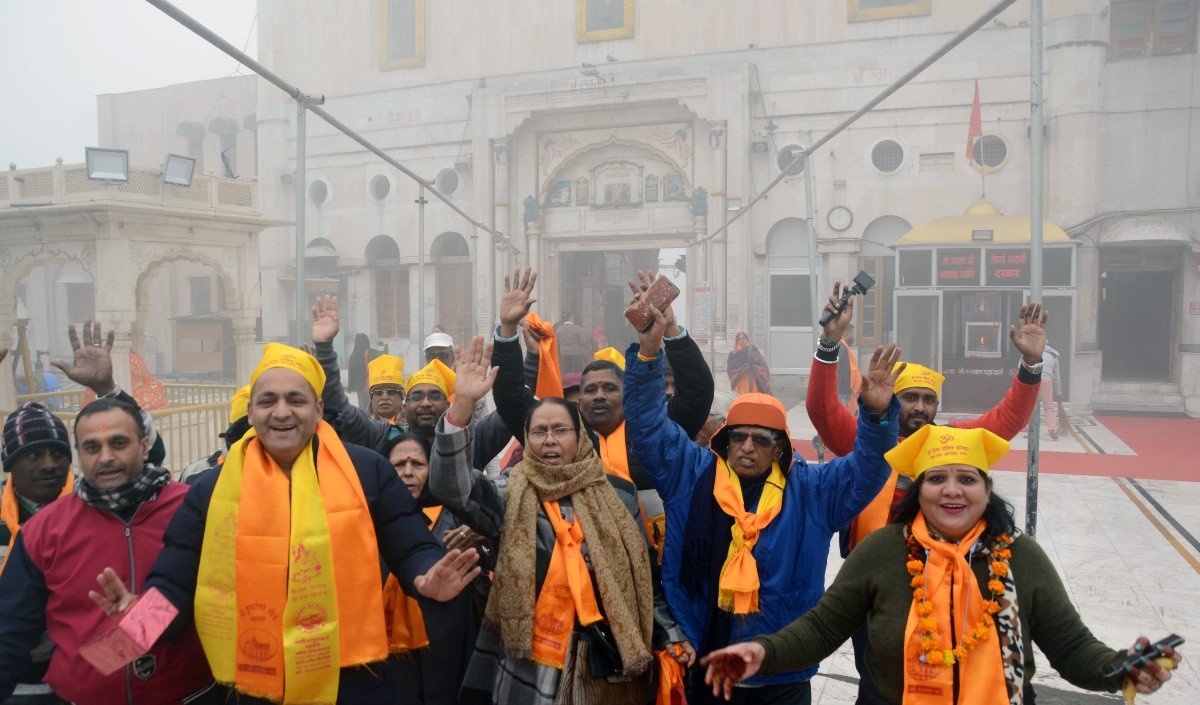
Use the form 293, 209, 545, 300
793, 415, 1200, 483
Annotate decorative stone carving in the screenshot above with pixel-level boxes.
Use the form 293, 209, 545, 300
523, 195, 539, 222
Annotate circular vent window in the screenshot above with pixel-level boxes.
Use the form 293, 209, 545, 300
972, 135, 1008, 169
871, 139, 905, 173
307, 179, 329, 205
435, 167, 459, 195
369, 174, 391, 201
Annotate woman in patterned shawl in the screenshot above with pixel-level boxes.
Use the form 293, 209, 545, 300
700, 426, 1182, 705
726, 332, 771, 395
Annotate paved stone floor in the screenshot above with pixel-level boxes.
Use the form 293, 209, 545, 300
781, 408, 1200, 705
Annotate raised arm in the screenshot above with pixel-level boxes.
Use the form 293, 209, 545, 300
955, 302, 1047, 439
622, 305, 711, 505
811, 344, 903, 532
492, 268, 540, 441
429, 337, 509, 540
627, 272, 716, 440
806, 283, 861, 457
310, 295, 391, 451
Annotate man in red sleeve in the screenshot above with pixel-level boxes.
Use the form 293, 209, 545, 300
808, 282, 1047, 550
807, 282, 1047, 703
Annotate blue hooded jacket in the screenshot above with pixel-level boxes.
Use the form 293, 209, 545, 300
622, 344, 897, 686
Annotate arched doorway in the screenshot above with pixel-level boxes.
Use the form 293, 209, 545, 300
431, 232, 472, 343
858, 215, 910, 347
366, 235, 408, 341
765, 218, 817, 373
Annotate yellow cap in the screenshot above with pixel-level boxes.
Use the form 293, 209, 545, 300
884, 425, 1010, 480
593, 347, 626, 371
368, 354, 406, 389
405, 358, 455, 396
250, 343, 326, 398
893, 362, 945, 398
229, 385, 251, 423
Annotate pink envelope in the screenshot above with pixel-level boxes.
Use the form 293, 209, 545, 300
79, 587, 178, 676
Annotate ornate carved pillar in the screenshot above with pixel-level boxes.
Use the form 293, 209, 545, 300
233, 317, 258, 384
0, 304, 17, 410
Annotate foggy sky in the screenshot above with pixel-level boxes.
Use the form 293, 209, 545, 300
0, 0, 257, 169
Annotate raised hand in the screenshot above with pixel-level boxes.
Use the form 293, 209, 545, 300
88, 567, 137, 616
820, 281, 855, 343
414, 548, 482, 602
447, 336, 497, 426
519, 319, 545, 354
701, 641, 765, 700
311, 295, 340, 344
858, 343, 905, 414
499, 268, 538, 338
628, 270, 680, 337
1009, 301, 1048, 365
51, 320, 116, 396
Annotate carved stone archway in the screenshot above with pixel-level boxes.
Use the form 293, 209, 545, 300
0, 160, 282, 405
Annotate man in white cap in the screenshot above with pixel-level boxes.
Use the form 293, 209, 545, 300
423, 332, 455, 369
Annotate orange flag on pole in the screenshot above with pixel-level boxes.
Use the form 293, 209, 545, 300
966, 79, 983, 162
525, 312, 564, 399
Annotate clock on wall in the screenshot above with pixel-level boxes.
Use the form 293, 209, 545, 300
827, 205, 853, 232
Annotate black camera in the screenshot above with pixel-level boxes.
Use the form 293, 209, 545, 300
818, 270, 875, 327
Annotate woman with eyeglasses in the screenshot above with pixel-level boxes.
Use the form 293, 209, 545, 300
429, 337, 689, 705
379, 430, 490, 705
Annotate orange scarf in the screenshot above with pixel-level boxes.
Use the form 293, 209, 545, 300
382, 506, 442, 652
195, 422, 388, 703
656, 649, 687, 705
851, 471, 900, 549
596, 423, 630, 482
531, 500, 603, 668
903, 514, 1007, 705
526, 312, 564, 399
0, 473, 73, 576
712, 459, 786, 614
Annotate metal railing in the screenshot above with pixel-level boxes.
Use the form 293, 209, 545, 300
2, 388, 233, 479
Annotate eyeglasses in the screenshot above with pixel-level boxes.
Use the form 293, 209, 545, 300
406, 391, 446, 403
729, 430, 777, 448
527, 426, 576, 444
370, 388, 403, 398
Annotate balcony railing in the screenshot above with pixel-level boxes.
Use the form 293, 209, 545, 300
1, 162, 258, 214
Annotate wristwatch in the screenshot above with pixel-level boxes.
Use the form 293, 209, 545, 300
1020, 358, 1044, 375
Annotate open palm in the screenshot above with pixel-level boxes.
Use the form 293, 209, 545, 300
499, 268, 538, 336
454, 336, 498, 405
1009, 301, 1048, 363
859, 343, 905, 413
311, 295, 340, 344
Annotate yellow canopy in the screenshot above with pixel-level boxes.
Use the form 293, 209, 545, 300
895, 199, 1070, 246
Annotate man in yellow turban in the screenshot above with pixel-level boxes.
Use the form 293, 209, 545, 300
366, 354, 405, 424
90, 343, 482, 704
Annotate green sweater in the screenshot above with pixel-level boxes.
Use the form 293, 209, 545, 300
756, 524, 1123, 703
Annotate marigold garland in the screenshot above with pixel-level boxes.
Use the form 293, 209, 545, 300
906, 529, 1013, 667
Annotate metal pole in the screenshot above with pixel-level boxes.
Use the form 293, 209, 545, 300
417, 184, 427, 343
143, 0, 516, 253
1026, 0, 1045, 538
698, 0, 1020, 245
295, 99, 307, 347
802, 157, 821, 350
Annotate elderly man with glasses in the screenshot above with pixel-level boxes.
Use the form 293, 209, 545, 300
621, 304, 902, 705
